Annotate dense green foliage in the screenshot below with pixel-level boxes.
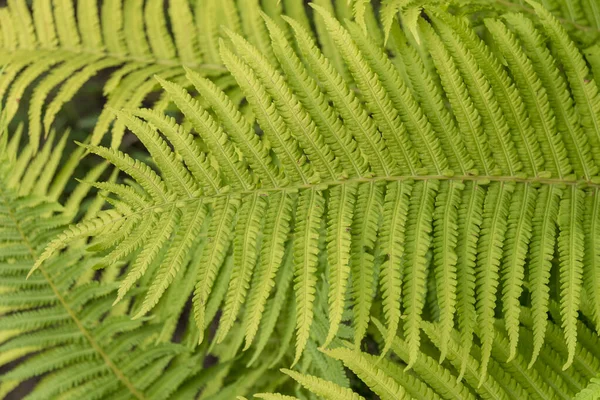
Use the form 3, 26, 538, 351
1, 0, 600, 399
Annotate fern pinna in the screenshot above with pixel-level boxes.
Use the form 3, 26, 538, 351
25, 0, 600, 392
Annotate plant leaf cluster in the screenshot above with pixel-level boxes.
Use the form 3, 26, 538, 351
2, 0, 600, 399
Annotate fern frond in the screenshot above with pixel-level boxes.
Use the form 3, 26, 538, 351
485, 16, 571, 178
29, 2, 600, 389
155, 76, 254, 190
402, 180, 438, 368
489, 324, 557, 399
322, 184, 356, 347
113, 110, 199, 197
314, 5, 422, 176
184, 67, 282, 188
376, 0, 600, 44
284, 15, 397, 177
0, 0, 353, 148
280, 368, 364, 400
254, 394, 299, 400
432, 9, 544, 176
0, 128, 204, 400
242, 192, 293, 349
454, 182, 484, 380
112, 210, 176, 304
584, 189, 600, 332
431, 180, 462, 362
528, 0, 600, 166
220, 41, 316, 185
429, 11, 522, 176
324, 347, 410, 400
500, 183, 537, 361
475, 182, 514, 383
135, 201, 207, 318
373, 319, 476, 400
311, 0, 350, 82
575, 377, 600, 400
227, 29, 343, 181
350, 181, 384, 347
347, 21, 452, 176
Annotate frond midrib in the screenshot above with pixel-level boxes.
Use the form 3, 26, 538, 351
1, 47, 226, 73
173, 172, 600, 201
0, 186, 146, 400
99, 172, 600, 233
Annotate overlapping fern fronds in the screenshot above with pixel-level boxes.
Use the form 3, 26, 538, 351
0, 0, 367, 150
260, 313, 600, 399
0, 129, 296, 400
362, 0, 600, 45
31, 0, 600, 386
5, 0, 594, 155
0, 128, 221, 399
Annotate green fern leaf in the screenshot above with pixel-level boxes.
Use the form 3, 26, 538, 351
350, 181, 384, 347
575, 377, 600, 400
403, 180, 439, 368
527, 0, 600, 166
184, 67, 281, 188
324, 347, 410, 400
25, 4, 600, 394
0, 127, 202, 399
284, 15, 397, 177
280, 368, 364, 400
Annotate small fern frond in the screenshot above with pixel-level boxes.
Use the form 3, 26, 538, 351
279, 368, 364, 400
254, 394, 299, 400
558, 186, 586, 369
193, 196, 240, 343
284, 15, 397, 177
227, 28, 343, 181
323, 347, 410, 400
576, 377, 600, 400
263, 13, 368, 179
